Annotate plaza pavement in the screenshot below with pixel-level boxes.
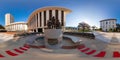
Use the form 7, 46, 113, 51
0, 33, 13, 43
0, 33, 120, 60
93, 31, 120, 43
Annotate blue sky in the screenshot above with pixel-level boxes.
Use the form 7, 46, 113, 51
0, 0, 120, 28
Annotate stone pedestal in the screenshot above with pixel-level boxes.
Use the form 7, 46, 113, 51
44, 29, 63, 49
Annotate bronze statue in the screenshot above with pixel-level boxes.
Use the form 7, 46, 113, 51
55, 19, 61, 29
47, 16, 61, 29
47, 18, 52, 29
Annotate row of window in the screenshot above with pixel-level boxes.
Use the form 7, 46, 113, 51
6, 24, 27, 31
101, 25, 115, 28
100, 21, 115, 25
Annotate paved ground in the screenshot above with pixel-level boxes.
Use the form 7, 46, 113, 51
0, 33, 13, 43
0, 32, 120, 60
93, 31, 120, 43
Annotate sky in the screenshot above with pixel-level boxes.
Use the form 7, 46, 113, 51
0, 0, 120, 28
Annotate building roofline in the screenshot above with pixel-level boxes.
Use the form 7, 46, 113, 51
5, 22, 27, 26
27, 6, 72, 23
100, 18, 117, 22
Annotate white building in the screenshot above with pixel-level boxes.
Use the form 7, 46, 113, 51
5, 13, 28, 32
27, 6, 71, 32
5, 22, 28, 32
5, 13, 14, 25
100, 19, 117, 31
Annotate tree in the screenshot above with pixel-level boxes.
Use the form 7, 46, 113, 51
92, 26, 96, 31
78, 22, 90, 33
116, 23, 120, 32
109, 28, 113, 32
0, 24, 6, 32
99, 28, 102, 31
0, 24, 5, 29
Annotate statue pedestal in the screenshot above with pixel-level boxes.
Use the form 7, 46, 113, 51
44, 29, 63, 49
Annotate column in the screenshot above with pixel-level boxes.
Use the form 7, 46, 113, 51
42, 28, 44, 32
52, 10, 55, 17
14, 24, 15, 31
64, 11, 66, 27
41, 12, 44, 27
35, 14, 37, 29
12, 25, 13, 31
13, 25, 14, 31
34, 15, 36, 29
21, 24, 22, 31
16, 24, 17, 31
38, 13, 40, 28
17, 24, 20, 31
46, 10, 49, 24
14, 24, 16, 31
36, 29, 38, 32
58, 10, 61, 23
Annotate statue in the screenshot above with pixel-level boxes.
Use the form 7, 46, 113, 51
51, 16, 55, 28
47, 18, 52, 29
45, 16, 63, 49
55, 19, 61, 29
47, 16, 61, 29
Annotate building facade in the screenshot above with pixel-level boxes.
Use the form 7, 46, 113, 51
27, 6, 71, 32
5, 13, 28, 32
5, 13, 14, 25
5, 22, 27, 32
100, 19, 117, 31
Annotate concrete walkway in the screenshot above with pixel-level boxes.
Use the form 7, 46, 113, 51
0, 33, 13, 43
93, 31, 120, 43
0, 33, 120, 60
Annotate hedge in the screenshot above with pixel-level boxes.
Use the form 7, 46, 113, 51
64, 32, 95, 39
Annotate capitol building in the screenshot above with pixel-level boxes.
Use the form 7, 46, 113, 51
27, 6, 71, 32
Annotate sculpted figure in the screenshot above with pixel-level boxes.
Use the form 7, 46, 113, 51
47, 16, 61, 29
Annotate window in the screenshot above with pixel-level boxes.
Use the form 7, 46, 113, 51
106, 22, 108, 24
113, 21, 114, 24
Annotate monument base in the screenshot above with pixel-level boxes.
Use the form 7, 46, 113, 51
44, 29, 63, 49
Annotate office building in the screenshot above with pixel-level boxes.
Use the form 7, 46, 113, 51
100, 19, 116, 31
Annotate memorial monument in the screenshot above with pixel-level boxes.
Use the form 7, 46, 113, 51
44, 16, 63, 49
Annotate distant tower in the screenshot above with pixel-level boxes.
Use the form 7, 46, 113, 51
5, 13, 14, 25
